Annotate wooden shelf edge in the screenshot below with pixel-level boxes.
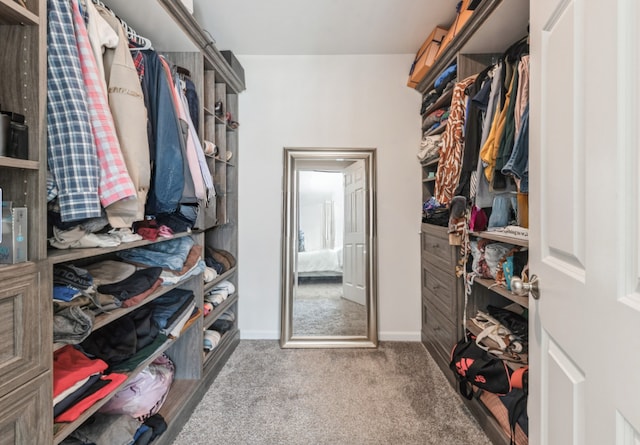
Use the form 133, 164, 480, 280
421, 157, 440, 167
203, 292, 238, 330
469, 230, 529, 247
203, 266, 237, 293
0, 260, 38, 274
157, 0, 245, 93
47, 231, 195, 265
202, 327, 239, 371
465, 322, 528, 370
473, 277, 529, 308
425, 123, 447, 136
0, 156, 40, 170
422, 89, 454, 116
0, 0, 39, 25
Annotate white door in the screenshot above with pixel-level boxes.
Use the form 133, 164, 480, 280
343, 160, 367, 306
530, 1, 640, 444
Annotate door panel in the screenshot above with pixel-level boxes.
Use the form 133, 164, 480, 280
541, 1, 586, 274
531, 0, 640, 443
343, 160, 366, 306
544, 332, 585, 445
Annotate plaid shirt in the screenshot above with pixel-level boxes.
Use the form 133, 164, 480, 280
71, 0, 136, 208
47, 0, 101, 222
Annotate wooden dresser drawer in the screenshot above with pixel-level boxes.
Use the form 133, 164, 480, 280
421, 297, 459, 362
0, 372, 52, 445
0, 263, 50, 399
421, 224, 456, 269
421, 258, 459, 322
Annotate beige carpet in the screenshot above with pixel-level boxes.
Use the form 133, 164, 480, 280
293, 281, 366, 336
172, 341, 491, 445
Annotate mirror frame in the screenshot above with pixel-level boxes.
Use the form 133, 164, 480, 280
280, 147, 378, 348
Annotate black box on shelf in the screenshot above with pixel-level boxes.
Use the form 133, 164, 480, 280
221, 50, 245, 85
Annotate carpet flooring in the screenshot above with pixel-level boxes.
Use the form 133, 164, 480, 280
172, 341, 491, 445
293, 282, 366, 336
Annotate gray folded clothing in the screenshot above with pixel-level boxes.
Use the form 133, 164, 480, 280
53, 306, 95, 345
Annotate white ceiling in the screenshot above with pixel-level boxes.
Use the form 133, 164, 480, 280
191, 0, 457, 55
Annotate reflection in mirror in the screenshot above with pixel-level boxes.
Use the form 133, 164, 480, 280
281, 148, 377, 348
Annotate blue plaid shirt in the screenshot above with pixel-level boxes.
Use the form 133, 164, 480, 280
47, 0, 101, 222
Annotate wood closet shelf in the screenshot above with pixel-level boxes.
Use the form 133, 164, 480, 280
203, 327, 240, 369
47, 231, 197, 265
0, 0, 39, 25
422, 88, 453, 117
473, 277, 529, 308
203, 292, 238, 330
203, 266, 237, 293
465, 322, 528, 371
425, 123, 447, 136
469, 230, 529, 247
0, 156, 40, 170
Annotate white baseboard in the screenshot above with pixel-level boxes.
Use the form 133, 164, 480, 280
240, 330, 280, 340
239, 330, 421, 342
378, 331, 421, 342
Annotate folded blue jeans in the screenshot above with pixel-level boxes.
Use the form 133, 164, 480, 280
488, 194, 518, 228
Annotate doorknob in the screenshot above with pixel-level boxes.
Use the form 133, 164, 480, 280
510, 275, 539, 300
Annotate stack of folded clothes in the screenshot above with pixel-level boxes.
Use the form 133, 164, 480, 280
53, 345, 128, 423
117, 237, 206, 286
149, 288, 197, 338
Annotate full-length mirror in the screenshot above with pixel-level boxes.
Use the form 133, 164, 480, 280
280, 148, 377, 348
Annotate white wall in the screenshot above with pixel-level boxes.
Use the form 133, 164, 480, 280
299, 171, 343, 251
237, 54, 423, 340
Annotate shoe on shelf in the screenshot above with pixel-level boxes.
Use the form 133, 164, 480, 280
214, 100, 224, 117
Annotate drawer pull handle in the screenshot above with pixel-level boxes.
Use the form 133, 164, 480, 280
431, 243, 439, 248
432, 284, 440, 290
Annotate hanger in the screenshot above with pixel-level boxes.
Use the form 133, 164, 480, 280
176, 66, 191, 77
90, 0, 153, 51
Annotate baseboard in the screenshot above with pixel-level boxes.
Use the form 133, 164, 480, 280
240, 331, 421, 342
379, 331, 422, 341
240, 330, 280, 340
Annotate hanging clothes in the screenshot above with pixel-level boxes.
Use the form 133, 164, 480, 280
137, 50, 187, 216
455, 64, 493, 198
95, 3, 152, 227
84, 0, 117, 99
159, 56, 206, 202
176, 75, 215, 203
71, 0, 137, 208
47, 0, 101, 222
514, 55, 530, 141
434, 75, 477, 206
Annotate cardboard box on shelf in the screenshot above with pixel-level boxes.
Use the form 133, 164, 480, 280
435, 0, 475, 60
407, 26, 449, 88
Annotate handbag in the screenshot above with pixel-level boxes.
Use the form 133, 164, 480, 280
449, 338, 513, 399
